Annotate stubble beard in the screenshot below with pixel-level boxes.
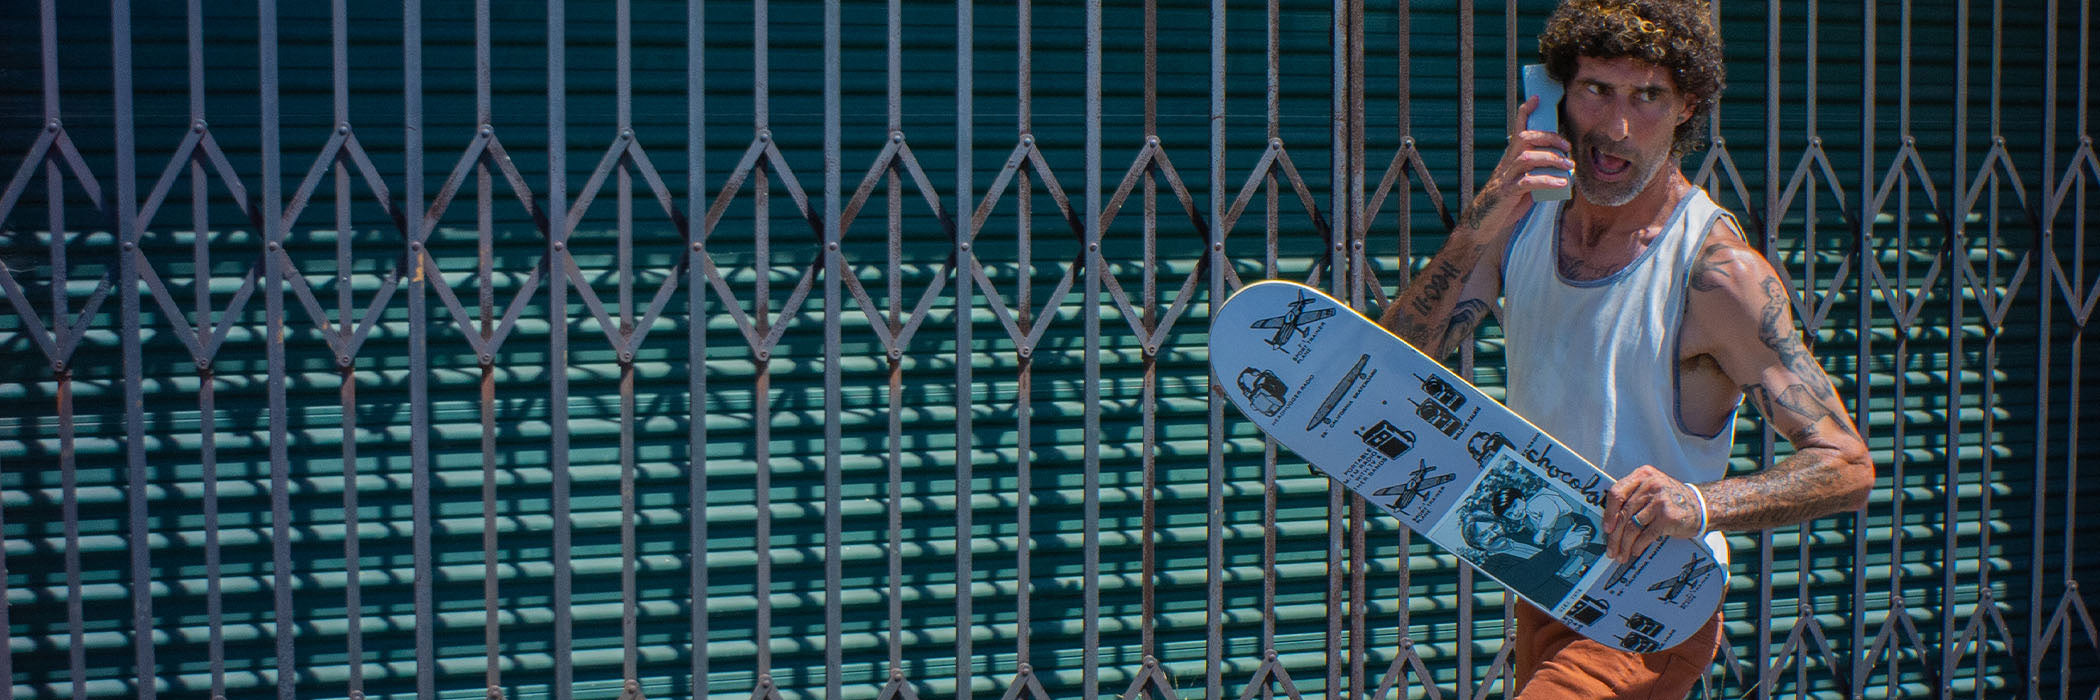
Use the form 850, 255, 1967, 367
1572, 130, 1669, 207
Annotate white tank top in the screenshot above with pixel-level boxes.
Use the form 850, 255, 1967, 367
1500, 189, 1739, 562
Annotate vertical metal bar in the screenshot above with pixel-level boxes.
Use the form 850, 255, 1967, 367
402, 0, 433, 696
822, 3, 845, 700
1206, 0, 1226, 696
38, 1, 86, 697
258, 0, 298, 695
332, 0, 363, 692
1141, 0, 1160, 663
474, 0, 499, 694
187, 12, 227, 693
686, 1, 709, 694
1392, 0, 1414, 669
1084, 1, 1104, 699
1345, 1, 1368, 697
0, 446, 7, 700
615, 0, 643, 691
881, 0, 908, 689
751, 0, 777, 688
954, 1, 976, 697
1454, 0, 1477, 692
1326, 1, 1348, 695
111, 0, 150, 696
1262, 0, 1280, 666
1757, 3, 1781, 699
1013, 0, 1033, 678
547, 0, 576, 694
2042, 0, 2064, 695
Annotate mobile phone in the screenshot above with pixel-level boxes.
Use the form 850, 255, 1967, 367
1522, 64, 1572, 202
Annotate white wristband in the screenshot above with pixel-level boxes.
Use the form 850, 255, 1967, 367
1686, 482, 1710, 535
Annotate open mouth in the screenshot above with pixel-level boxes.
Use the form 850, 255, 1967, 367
1590, 148, 1632, 177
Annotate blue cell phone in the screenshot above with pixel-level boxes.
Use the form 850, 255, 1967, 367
1522, 64, 1572, 202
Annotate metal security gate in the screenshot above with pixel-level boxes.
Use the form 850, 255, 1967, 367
0, 1, 2095, 699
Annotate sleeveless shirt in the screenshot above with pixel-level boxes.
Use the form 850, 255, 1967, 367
1499, 188, 1739, 563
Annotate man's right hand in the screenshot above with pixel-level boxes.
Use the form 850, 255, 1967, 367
1459, 95, 1576, 240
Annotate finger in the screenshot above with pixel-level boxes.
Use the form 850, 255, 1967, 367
1511, 129, 1573, 154
1509, 148, 1577, 173
1516, 94, 1539, 127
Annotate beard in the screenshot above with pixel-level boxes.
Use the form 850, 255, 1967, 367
1572, 130, 1670, 207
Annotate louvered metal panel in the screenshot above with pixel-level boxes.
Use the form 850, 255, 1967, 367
0, 1, 2094, 699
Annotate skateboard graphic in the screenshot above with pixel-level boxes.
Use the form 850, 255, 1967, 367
1210, 279, 1725, 653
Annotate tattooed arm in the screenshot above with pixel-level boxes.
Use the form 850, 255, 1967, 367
1684, 223, 1875, 531
1377, 96, 1573, 358
1603, 220, 1874, 560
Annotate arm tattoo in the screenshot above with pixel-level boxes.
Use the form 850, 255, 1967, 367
1688, 242, 1735, 292
1755, 277, 1836, 399
1409, 260, 1468, 316
1460, 190, 1503, 230
1700, 454, 1853, 530
1741, 383, 1862, 445
1439, 299, 1491, 356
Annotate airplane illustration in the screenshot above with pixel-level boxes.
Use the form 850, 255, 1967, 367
1249, 291, 1334, 347
1648, 556, 1720, 603
1372, 462, 1454, 511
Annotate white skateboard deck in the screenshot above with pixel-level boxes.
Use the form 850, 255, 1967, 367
1209, 279, 1725, 653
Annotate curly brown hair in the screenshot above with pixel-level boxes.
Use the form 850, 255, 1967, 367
1538, 0, 1725, 156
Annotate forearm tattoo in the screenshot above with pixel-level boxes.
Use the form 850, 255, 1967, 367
1439, 299, 1491, 357
1701, 451, 1857, 531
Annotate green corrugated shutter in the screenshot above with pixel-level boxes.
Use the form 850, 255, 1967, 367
1, 1, 2093, 699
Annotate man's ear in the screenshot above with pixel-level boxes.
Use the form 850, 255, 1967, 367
1676, 99, 1698, 126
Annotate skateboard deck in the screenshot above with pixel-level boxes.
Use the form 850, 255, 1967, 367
1209, 279, 1725, 653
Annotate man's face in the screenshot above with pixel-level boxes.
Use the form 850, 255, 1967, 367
1563, 55, 1694, 207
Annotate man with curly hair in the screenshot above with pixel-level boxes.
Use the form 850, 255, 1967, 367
1377, 0, 1876, 696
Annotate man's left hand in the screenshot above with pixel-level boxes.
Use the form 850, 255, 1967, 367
1603, 465, 1704, 562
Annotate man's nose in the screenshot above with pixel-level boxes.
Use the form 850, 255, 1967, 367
1603, 105, 1633, 140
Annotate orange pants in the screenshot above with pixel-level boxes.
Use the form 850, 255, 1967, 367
1512, 603, 1723, 699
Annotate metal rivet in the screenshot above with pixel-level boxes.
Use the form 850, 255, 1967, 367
1270, 137, 1283, 148
1265, 649, 1278, 661
1902, 135, 1915, 146
1017, 663, 1032, 675
690, 241, 703, 252
267, 241, 281, 251
1351, 240, 1364, 249
480, 353, 493, 364
1212, 242, 1223, 251
827, 242, 839, 251
1333, 243, 1344, 251
1018, 347, 1031, 358
888, 348, 902, 361
481, 124, 494, 136
1993, 136, 2006, 146
486, 688, 503, 700
1088, 242, 1099, 251
409, 241, 422, 250
624, 680, 641, 693
47, 119, 61, 132
756, 350, 769, 361
891, 669, 905, 681
2083, 135, 2094, 146
1401, 136, 1415, 149
959, 242, 971, 252
1810, 136, 1823, 148
338, 123, 350, 135
122, 241, 135, 251
757, 130, 771, 142
620, 351, 633, 363
1021, 134, 1034, 146
1142, 655, 1156, 667
553, 241, 565, 251
1711, 135, 1726, 147
193, 120, 208, 133
892, 131, 905, 143
1147, 136, 1159, 146
338, 356, 353, 368
52, 361, 65, 372
621, 128, 633, 139
759, 674, 774, 685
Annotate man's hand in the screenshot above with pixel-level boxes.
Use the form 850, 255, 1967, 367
1377, 96, 1574, 358
1463, 95, 1577, 234
1603, 465, 1704, 562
